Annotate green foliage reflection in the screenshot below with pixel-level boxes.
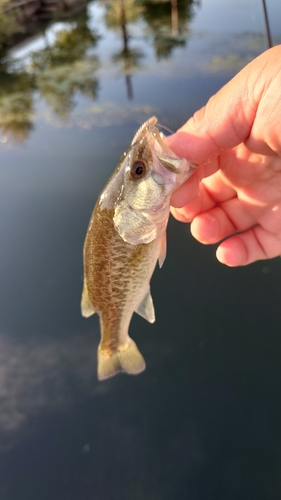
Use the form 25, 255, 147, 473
0, 61, 35, 142
0, 9, 99, 141
141, 0, 198, 59
0, 0, 199, 142
103, 0, 144, 99
0, 0, 21, 51
31, 12, 99, 119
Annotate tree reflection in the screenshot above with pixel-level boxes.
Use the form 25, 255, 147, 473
0, 0, 20, 51
0, 9, 100, 141
0, 0, 200, 142
0, 62, 35, 142
102, 0, 199, 94
31, 11, 99, 119
104, 0, 144, 99
141, 0, 198, 59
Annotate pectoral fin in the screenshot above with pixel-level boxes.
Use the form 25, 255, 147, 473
81, 282, 96, 318
135, 288, 155, 323
158, 231, 167, 268
114, 201, 157, 244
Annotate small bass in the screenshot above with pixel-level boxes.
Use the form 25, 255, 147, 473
81, 117, 195, 380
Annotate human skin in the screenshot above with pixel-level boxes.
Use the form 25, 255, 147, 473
166, 45, 281, 267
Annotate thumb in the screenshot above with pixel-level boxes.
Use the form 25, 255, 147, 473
166, 47, 280, 164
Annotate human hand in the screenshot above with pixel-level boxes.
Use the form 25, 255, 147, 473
166, 45, 281, 267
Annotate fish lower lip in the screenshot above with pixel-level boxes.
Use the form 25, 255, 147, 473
142, 202, 166, 214
127, 204, 163, 214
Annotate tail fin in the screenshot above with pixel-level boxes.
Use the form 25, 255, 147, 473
97, 338, 146, 381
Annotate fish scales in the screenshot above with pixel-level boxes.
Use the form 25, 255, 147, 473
83, 202, 161, 380
81, 117, 196, 380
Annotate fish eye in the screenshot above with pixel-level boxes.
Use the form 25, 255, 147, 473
130, 160, 147, 180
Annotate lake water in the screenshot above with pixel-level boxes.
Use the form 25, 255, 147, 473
0, 1, 281, 499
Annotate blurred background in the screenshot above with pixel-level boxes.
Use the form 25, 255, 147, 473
0, 1, 280, 499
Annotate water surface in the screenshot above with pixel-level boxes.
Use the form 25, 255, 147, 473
0, 1, 281, 499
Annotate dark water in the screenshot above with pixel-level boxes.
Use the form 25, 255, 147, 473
0, 1, 281, 499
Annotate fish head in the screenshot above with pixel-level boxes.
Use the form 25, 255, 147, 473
106, 117, 196, 245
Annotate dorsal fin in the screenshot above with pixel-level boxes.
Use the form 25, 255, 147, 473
131, 116, 158, 145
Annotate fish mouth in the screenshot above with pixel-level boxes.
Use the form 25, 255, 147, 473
156, 154, 182, 173
156, 153, 197, 175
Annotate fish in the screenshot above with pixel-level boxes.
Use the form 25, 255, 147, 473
81, 116, 196, 381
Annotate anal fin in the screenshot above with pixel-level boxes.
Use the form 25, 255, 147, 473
135, 288, 155, 323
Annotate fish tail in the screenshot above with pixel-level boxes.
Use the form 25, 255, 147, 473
97, 338, 146, 381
